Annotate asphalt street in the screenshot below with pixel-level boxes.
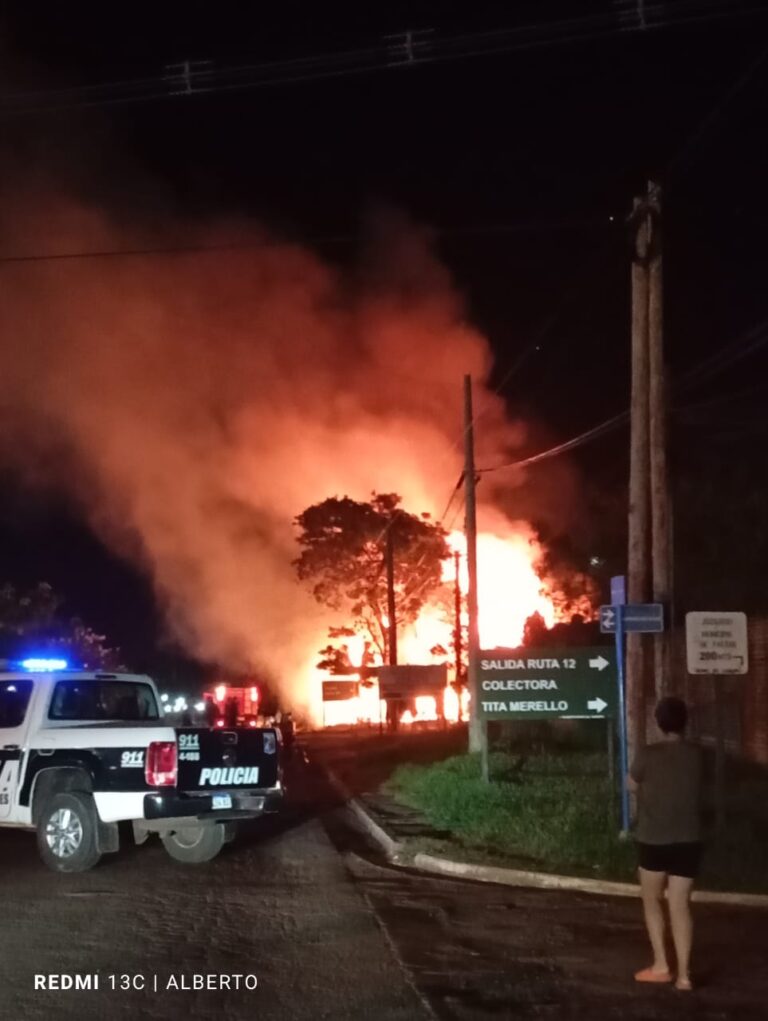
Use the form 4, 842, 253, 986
1, 745, 766, 1021
0, 761, 429, 1021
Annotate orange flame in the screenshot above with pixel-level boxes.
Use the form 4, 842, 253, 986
318, 514, 590, 727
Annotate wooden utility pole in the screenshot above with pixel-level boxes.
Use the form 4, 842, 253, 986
385, 525, 398, 666
463, 375, 487, 779
627, 195, 652, 762
647, 182, 672, 699
627, 180, 672, 756
713, 675, 726, 827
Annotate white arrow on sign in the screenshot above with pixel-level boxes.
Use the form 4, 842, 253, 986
588, 697, 608, 713
589, 655, 609, 671
601, 608, 615, 627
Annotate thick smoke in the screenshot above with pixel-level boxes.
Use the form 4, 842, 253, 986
0, 194, 531, 714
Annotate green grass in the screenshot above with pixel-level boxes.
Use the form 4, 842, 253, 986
385, 750, 768, 893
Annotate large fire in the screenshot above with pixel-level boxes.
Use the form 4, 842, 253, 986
318, 520, 584, 728
0, 194, 592, 727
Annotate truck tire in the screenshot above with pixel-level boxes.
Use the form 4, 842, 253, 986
36, 792, 102, 873
161, 824, 226, 864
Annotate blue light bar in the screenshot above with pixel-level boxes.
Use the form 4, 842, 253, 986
20, 657, 69, 672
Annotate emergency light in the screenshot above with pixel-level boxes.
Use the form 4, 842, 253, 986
19, 657, 69, 672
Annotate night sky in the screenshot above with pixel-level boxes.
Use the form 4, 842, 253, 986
1, 1, 767, 675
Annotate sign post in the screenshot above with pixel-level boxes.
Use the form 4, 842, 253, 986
614, 602, 631, 836
601, 588, 665, 836
608, 577, 631, 834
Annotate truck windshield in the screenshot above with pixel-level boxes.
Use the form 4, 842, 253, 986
49, 680, 160, 722
0, 679, 34, 728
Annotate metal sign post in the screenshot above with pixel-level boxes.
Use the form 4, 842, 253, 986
609, 576, 631, 836
614, 603, 631, 835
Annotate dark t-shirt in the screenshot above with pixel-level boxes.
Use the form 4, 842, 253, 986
630, 740, 703, 844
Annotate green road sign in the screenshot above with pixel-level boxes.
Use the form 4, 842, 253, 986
477, 647, 617, 720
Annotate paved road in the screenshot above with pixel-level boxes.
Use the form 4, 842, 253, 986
2, 742, 766, 1021
0, 762, 429, 1021
347, 853, 768, 1021
313, 729, 768, 1021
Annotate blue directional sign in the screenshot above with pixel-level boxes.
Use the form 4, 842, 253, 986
599, 603, 664, 634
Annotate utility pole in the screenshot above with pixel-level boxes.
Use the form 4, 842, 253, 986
464, 375, 488, 779
647, 182, 672, 699
453, 549, 463, 687
385, 525, 398, 666
627, 194, 651, 762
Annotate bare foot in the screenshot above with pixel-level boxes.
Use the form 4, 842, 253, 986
635, 966, 672, 983
675, 977, 693, 991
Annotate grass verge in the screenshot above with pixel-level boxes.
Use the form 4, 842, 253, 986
385, 750, 768, 893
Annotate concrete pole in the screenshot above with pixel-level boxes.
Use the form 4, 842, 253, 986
454, 549, 463, 686
463, 375, 487, 778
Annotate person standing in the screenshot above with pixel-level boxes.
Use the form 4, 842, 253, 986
629, 697, 703, 992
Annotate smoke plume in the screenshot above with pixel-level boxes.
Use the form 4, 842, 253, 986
0, 192, 539, 713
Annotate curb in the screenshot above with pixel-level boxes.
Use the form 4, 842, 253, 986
322, 761, 406, 861
412, 853, 641, 898
347, 797, 406, 861
327, 766, 768, 910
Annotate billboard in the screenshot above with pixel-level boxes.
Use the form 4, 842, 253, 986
377, 664, 447, 699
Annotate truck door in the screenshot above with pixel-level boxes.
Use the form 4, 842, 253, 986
0, 677, 37, 821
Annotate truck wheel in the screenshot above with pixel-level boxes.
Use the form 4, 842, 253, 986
161, 824, 226, 864
36, 792, 102, 873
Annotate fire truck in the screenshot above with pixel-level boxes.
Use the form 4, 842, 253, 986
202, 683, 264, 728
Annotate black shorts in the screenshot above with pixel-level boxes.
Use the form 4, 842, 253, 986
637, 841, 703, 879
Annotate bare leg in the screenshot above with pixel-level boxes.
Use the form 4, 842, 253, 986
668, 875, 694, 988
638, 867, 670, 974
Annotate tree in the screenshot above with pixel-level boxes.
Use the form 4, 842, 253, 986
294, 492, 450, 662
0, 581, 123, 670
523, 611, 600, 647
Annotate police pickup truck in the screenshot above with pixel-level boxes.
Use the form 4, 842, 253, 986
0, 663, 282, 872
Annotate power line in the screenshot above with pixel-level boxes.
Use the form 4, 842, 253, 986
444, 492, 467, 535
675, 378, 768, 415
477, 315, 768, 474
437, 474, 466, 526
463, 28, 768, 466
478, 411, 629, 474
1, 1, 765, 118
666, 39, 768, 180
677, 318, 768, 390
0, 215, 612, 268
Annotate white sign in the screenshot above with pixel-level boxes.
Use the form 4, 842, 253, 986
686, 612, 748, 675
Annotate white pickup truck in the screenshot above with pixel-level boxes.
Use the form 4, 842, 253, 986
0, 665, 283, 872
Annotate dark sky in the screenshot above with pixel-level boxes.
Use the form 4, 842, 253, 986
1, 0, 767, 671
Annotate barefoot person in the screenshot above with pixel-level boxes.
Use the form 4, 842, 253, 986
629, 697, 703, 991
